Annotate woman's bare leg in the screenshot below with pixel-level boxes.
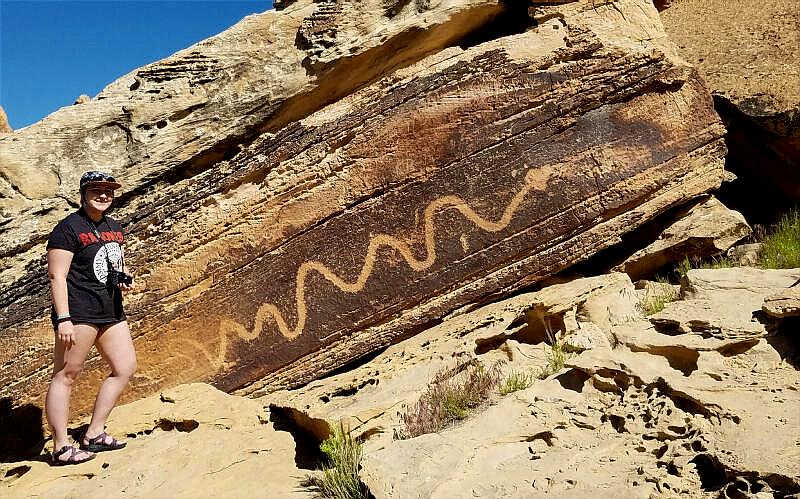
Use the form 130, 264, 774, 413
45, 323, 98, 459
84, 321, 137, 442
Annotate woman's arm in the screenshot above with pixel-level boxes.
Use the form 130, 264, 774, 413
48, 248, 75, 344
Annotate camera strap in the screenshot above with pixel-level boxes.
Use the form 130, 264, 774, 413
81, 212, 125, 274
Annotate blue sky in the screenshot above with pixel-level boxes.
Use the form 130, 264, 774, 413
1, 0, 273, 130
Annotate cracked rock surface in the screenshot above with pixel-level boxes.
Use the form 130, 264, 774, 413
3, 269, 799, 498
1, 384, 313, 499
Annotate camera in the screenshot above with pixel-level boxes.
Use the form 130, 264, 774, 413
107, 270, 133, 287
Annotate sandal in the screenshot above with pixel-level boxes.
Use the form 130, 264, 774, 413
80, 431, 127, 453
51, 445, 95, 466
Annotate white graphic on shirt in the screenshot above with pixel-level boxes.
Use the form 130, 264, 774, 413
93, 243, 123, 283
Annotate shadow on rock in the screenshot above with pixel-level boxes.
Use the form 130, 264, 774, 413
766, 317, 800, 369
0, 398, 45, 463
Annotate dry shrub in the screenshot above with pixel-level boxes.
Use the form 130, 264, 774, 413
399, 359, 502, 439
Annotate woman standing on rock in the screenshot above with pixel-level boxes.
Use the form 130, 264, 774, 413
45, 171, 137, 465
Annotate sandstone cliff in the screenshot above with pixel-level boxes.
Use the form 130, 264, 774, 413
2, 268, 798, 497
0, 106, 11, 134
659, 0, 800, 220
0, 0, 725, 415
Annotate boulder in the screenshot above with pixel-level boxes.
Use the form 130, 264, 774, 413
634, 278, 679, 315
615, 196, 751, 280
727, 243, 762, 267
660, 0, 800, 219
73, 94, 91, 105
0, 0, 726, 415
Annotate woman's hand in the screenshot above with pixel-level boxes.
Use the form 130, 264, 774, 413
118, 275, 135, 292
57, 320, 76, 346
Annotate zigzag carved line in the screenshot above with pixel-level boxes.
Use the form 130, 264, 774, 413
219, 167, 550, 342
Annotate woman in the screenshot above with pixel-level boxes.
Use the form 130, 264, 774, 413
45, 171, 137, 465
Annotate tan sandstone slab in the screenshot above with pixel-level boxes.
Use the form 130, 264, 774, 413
0, 384, 312, 499
266, 270, 800, 497
616, 196, 751, 280
650, 268, 800, 338
763, 287, 800, 318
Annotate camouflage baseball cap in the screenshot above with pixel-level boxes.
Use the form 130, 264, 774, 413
79, 171, 122, 191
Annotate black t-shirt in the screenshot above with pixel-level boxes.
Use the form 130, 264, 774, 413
47, 209, 127, 324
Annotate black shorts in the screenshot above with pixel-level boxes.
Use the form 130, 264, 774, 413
51, 314, 126, 332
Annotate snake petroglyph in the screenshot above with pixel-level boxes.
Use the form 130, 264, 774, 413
218, 167, 553, 345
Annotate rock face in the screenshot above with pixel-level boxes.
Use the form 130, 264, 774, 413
259, 270, 800, 498
0, 0, 726, 415
763, 287, 800, 319
650, 268, 800, 339
615, 196, 751, 280
3, 271, 799, 497
660, 0, 800, 219
0, 106, 11, 134
1, 384, 315, 498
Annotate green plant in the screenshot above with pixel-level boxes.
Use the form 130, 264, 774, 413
499, 369, 535, 395
759, 208, 800, 269
538, 341, 567, 379
677, 256, 693, 280
537, 321, 568, 380
303, 421, 368, 499
703, 255, 737, 269
400, 359, 501, 438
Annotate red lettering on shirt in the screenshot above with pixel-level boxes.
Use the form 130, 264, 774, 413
77, 231, 123, 246
78, 232, 99, 246
97, 230, 125, 243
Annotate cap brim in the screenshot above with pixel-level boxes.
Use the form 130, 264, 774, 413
83, 180, 122, 190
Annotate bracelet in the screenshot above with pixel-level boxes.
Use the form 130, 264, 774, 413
56, 312, 70, 320
56, 315, 71, 323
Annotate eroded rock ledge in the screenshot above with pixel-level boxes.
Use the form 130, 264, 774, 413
4, 270, 798, 498
1, 0, 724, 413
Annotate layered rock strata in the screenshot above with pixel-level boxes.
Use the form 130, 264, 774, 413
5, 271, 798, 497
615, 196, 751, 280
0, 0, 725, 414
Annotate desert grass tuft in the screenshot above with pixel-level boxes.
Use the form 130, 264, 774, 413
537, 324, 568, 380
759, 208, 800, 269
499, 369, 535, 395
400, 359, 502, 438
538, 340, 567, 379
303, 421, 369, 499
677, 256, 694, 280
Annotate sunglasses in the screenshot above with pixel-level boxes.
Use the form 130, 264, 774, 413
86, 188, 115, 197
